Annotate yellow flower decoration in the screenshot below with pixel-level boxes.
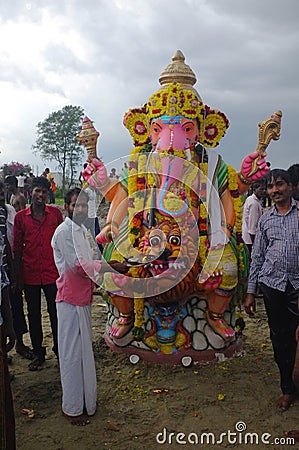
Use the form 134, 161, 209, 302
203, 108, 230, 148
227, 165, 245, 272
134, 296, 145, 328
123, 107, 150, 146
147, 83, 205, 120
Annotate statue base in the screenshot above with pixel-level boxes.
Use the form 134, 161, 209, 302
104, 295, 243, 366
104, 332, 243, 366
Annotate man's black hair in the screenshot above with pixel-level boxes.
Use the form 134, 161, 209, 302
5, 175, 18, 188
287, 164, 299, 186
252, 178, 266, 190
31, 176, 51, 191
64, 187, 88, 205
265, 169, 291, 187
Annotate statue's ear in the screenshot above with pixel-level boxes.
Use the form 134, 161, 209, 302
200, 105, 230, 148
123, 106, 150, 146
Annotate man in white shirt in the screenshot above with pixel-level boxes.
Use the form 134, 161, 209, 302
51, 187, 128, 426
16, 173, 26, 193
242, 179, 266, 255
84, 186, 103, 255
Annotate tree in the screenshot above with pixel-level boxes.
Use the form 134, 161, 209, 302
32, 105, 85, 195
1, 161, 32, 178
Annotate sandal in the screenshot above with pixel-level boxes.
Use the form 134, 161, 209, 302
28, 357, 45, 371
28, 350, 46, 371
16, 344, 35, 361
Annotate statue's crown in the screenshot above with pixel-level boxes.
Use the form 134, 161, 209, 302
147, 50, 204, 120
124, 51, 230, 148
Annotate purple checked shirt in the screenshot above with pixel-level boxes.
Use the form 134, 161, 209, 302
247, 199, 299, 294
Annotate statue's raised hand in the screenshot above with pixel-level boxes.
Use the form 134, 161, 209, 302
82, 158, 108, 188
240, 110, 282, 182
241, 151, 270, 181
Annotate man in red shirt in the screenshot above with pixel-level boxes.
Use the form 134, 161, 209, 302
13, 177, 63, 371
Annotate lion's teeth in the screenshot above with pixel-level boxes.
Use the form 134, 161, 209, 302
159, 264, 163, 269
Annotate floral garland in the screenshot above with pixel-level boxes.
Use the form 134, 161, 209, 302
202, 107, 230, 148
127, 149, 148, 244
147, 82, 205, 122
198, 162, 208, 265
132, 296, 146, 338
123, 106, 151, 147
227, 164, 245, 273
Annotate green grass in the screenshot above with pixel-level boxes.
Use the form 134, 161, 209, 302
54, 197, 64, 205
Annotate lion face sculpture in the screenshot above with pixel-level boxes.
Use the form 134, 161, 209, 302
136, 220, 201, 303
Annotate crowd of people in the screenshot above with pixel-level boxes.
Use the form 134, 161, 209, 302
1, 161, 299, 448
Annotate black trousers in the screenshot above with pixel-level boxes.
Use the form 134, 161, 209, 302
24, 283, 58, 358
260, 282, 299, 394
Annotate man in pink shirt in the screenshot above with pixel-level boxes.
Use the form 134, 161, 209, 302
51, 187, 128, 426
13, 177, 63, 371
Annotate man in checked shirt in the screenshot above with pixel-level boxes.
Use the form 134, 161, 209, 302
245, 169, 299, 411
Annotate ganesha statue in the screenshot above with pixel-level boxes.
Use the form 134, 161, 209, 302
80, 50, 282, 364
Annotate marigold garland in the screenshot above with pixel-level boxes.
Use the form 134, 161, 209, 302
227, 164, 245, 273
128, 150, 149, 244
123, 106, 151, 146
203, 107, 230, 148
132, 296, 145, 339
147, 83, 205, 121
198, 162, 209, 265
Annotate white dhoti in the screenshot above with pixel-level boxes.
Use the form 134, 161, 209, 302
57, 302, 97, 417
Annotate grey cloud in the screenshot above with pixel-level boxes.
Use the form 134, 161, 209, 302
0, 0, 298, 172
0, 58, 65, 95
43, 43, 88, 73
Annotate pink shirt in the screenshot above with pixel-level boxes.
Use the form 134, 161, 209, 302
51, 218, 100, 306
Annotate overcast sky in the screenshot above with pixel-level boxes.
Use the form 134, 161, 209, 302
0, 0, 298, 175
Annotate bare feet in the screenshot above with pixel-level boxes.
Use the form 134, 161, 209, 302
207, 310, 235, 340
276, 393, 296, 411
62, 412, 90, 426
110, 314, 133, 338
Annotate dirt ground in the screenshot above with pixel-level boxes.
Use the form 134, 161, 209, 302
8, 295, 299, 450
